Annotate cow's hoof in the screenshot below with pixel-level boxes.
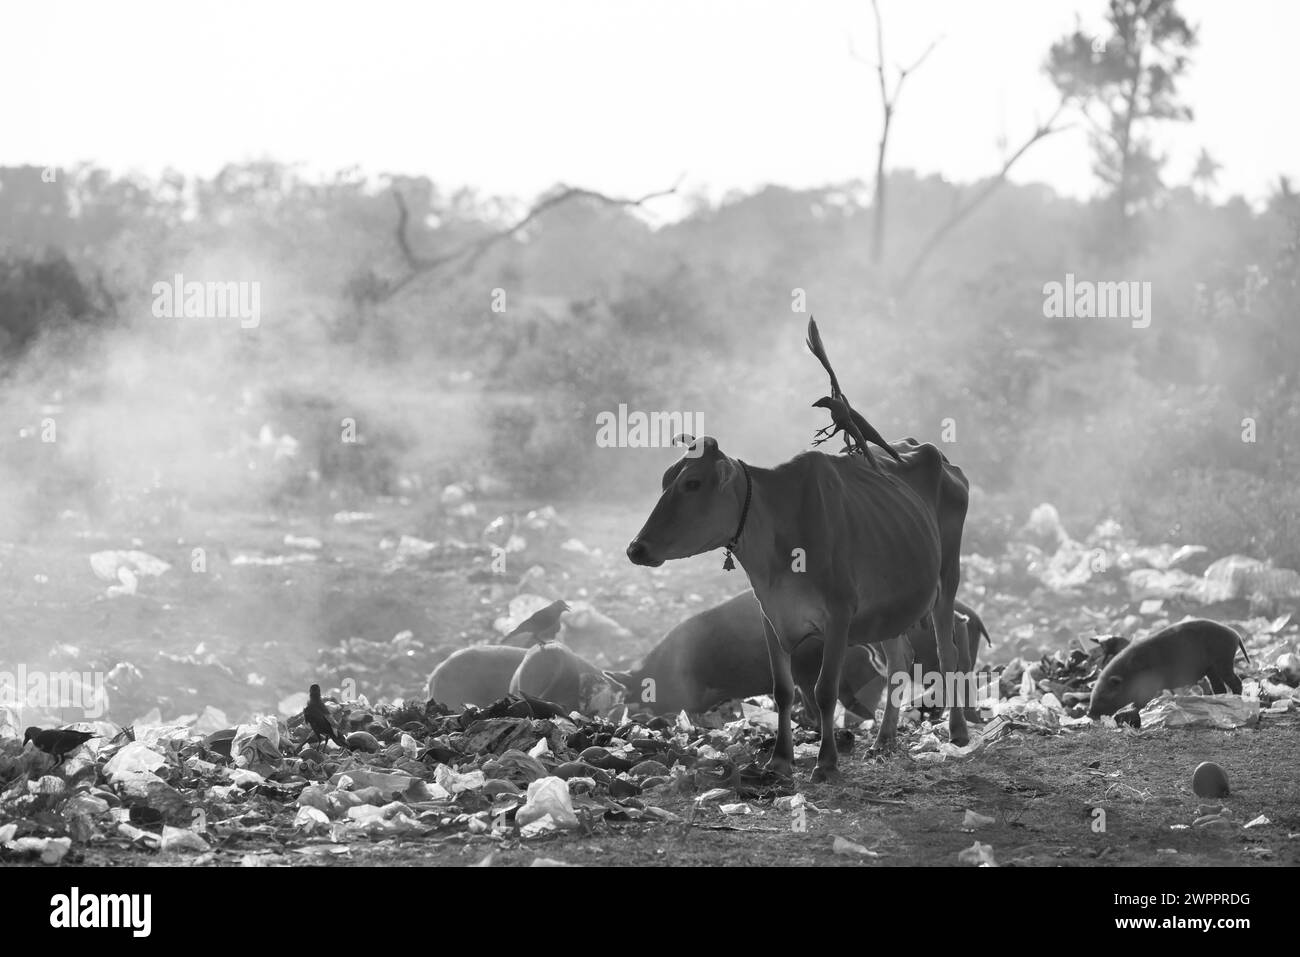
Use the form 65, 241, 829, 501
949, 730, 970, 747
810, 765, 842, 785
763, 757, 793, 780
868, 737, 896, 755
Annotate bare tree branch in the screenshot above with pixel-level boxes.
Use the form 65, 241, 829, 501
377, 178, 682, 302
861, 0, 941, 265
897, 36, 940, 79
897, 100, 1072, 295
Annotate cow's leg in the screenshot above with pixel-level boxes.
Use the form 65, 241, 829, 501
790, 638, 821, 729
811, 619, 848, 783
871, 636, 912, 752
930, 587, 969, 746
762, 616, 795, 778
955, 614, 982, 722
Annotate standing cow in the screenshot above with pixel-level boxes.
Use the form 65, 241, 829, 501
627, 435, 969, 782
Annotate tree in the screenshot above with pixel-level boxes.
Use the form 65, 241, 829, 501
854, 0, 939, 265
1190, 147, 1220, 201
1047, 0, 1197, 255
897, 100, 1070, 294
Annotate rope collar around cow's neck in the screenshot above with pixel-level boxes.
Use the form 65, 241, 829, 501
722, 459, 752, 571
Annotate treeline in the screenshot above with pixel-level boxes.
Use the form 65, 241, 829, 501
0, 160, 1297, 563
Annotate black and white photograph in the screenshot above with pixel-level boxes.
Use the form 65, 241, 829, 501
0, 0, 1296, 905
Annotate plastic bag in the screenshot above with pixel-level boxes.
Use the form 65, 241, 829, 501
1139, 693, 1258, 729
516, 776, 579, 828
103, 742, 166, 783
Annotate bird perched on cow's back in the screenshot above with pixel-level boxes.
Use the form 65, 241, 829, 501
503, 599, 570, 646
303, 684, 348, 750
805, 317, 903, 466
23, 726, 97, 764
811, 396, 902, 467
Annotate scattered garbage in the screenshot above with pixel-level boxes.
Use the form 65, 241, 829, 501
1139, 694, 1258, 730
516, 776, 579, 830
8, 495, 1298, 870
962, 809, 995, 828
832, 836, 878, 858
957, 841, 997, 867
89, 550, 171, 598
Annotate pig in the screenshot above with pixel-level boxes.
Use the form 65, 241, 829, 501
426, 645, 527, 710
508, 641, 620, 715
605, 591, 990, 723
1087, 618, 1249, 718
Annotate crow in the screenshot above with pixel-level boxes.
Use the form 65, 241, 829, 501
502, 599, 570, 645
805, 317, 903, 465
303, 684, 348, 751
23, 727, 97, 764
812, 395, 889, 465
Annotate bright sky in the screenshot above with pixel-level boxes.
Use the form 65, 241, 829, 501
6, 0, 1296, 208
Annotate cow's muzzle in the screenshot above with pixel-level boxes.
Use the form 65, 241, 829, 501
626, 540, 663, 567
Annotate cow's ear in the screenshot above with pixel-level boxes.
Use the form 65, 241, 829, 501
682, 434, 719, 460
715, 455, 739, 488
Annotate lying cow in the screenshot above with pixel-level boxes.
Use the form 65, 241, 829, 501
426, 645, 527, 710
628, 434, 969, 782
802, 600, 990, 726
509, 641, 620, 715
606, 591, 989, 731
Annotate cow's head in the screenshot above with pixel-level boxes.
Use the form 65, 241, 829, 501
626, 435, 746, 567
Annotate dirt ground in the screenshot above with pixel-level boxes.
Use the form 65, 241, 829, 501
3, 498, 1298, 867
45, 710, 1297, 867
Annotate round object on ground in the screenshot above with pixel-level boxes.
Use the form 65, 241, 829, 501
345, 731, 380, 753
1192, 761, 1230, 799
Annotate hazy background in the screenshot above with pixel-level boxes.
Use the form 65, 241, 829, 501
1, 0, 1297, 715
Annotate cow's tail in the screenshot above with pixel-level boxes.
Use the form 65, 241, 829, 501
1233, 629, 1250, 664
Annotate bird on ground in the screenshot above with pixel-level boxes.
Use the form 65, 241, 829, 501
23, 727, 97, 764
805, 317, 903, 465
303, 684, 348, 750
503, 599, 571, 645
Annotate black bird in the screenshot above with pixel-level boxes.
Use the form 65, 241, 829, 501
812, 395, 891, 465
23, 727, 97, 764
503, 599, 570, 645
303, 684, 348, 751
804, 317, 904, 465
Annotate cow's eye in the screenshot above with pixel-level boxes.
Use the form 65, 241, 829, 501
682, 478, 702, 492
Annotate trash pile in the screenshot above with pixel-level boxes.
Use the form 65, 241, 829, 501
0, 693, 804, 864
964, 504, 1300, 719
972, 505, 1300, 629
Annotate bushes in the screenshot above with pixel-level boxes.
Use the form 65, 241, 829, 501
1125, 467, 1300, 569
0, 249, 96, 353
485, 321, 678, 497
